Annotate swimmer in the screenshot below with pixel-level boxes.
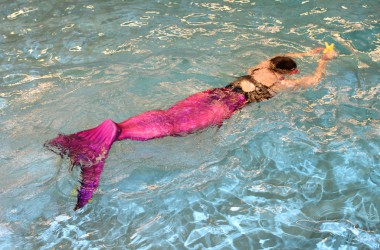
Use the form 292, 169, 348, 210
45, 45, 337, 210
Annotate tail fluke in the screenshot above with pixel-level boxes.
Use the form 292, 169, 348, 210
45, 119, 120, 210
74, 160, 105, 210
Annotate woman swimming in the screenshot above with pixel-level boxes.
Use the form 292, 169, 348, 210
45, 46, 337, 210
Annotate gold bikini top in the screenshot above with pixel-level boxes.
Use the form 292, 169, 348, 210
227, 74, 276, 103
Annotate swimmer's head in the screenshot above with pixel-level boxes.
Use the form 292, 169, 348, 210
270, 56, 299, 75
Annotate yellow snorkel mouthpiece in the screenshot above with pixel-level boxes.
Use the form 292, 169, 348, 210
323, 42, 335, 54
322, 42, 337, 60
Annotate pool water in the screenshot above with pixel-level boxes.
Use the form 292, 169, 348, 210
1, 0, 379, 249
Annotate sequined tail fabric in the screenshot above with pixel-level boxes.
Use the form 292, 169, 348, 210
117, 88, 247, 140
45, 88, 246, 210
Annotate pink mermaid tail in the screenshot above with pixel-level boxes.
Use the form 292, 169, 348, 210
45, 119, 120, 210
45, 88, 246, 210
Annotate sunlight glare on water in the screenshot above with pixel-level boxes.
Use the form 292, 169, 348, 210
0, 0, 379, 249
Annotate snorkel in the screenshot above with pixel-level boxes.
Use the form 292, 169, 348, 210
322, 42, 336, 60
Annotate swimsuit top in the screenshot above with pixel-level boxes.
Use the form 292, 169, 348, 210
226, 72, 276, 103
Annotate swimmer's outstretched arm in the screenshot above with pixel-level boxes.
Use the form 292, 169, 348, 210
276, 51, 337, 90
286, 59, 327, 88
247, 47, 324, 74
282, 47, 324, 58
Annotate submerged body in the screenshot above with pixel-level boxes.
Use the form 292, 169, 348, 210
46, 47, 336, 210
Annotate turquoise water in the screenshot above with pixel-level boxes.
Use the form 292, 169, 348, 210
1, 0, 379, 249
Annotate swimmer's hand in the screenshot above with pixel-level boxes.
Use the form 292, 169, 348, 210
321, 42, 338, 61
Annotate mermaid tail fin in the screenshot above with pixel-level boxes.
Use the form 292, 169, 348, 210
45, 119, 120, 210
74, 160, 104, 210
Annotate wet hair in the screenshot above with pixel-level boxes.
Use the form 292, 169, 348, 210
270, 56, 297, 73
